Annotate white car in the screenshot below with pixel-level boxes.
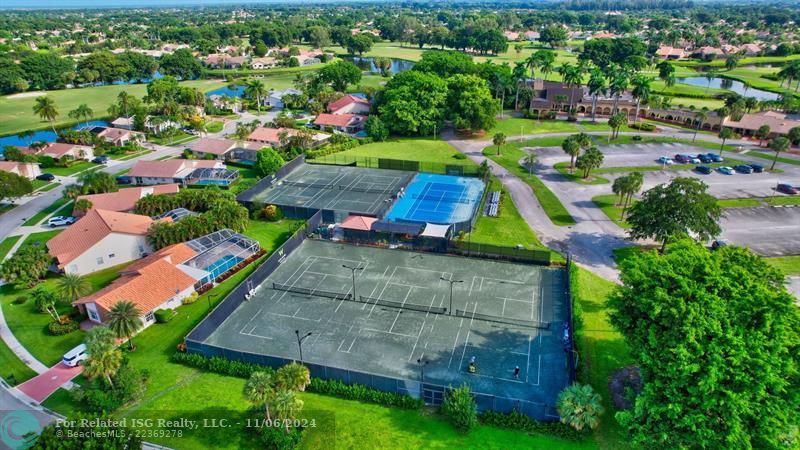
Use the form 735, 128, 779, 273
48, 216, 76, 228
63, 343, 88, 367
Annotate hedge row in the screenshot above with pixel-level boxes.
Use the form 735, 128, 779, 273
479, 410, 584, 441
170, 352, 422, 409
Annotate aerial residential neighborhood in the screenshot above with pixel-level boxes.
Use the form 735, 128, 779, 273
0, 1, 798, 449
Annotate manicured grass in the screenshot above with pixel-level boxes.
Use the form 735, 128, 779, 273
22, 230, 62, 246
205, 121, 224, 133
743, 150, 800, 167
716, 198, 762, 208
763, 256, 800, 276
115, 149, 152, 161
468, 176, 547, 250
764, 195, 800, 206
0, 263, 125, 366
31, 179, 52, 190
485, 118, 581, 138
36, 182, 60, 192
315, 138, 475, 167
483, 144, 577, 226
242, 219, 304, 248
46, 161, 97, 176
52, 201, 76, 218
573, 267, 632, 448
553, 163, 609, 185
0, 204, 15, 216
591, 195, 632, 229
0, 334, 37, 385
113, 168, 130, 177
22, 197, 70, 226
148, 131, 194, 145
0, 235, 22, 260
0, 80, 225, 136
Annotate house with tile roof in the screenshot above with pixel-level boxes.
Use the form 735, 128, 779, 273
186, 138, 263, 161
327, 94, 371, 115
655, 46, 687, 60
95, 127, 144, 146
247, 127, 330, 148
0, 161, 41, 179
74, 184, 180, 217
47, 209, 165, 275
126, 159, 224, 185
24, 143, 94, 161
313, 113, 367, 134
72, 243, 203, 326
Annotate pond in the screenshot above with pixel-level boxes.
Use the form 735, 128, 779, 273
76, 70, 165, 88
206, 85, 246, 98
0, 120, 111, 151
676, 76, 780, 101
342, 56, 415, 75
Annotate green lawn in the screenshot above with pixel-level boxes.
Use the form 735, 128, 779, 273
46, 161, 98, 176
21, 229, 63, 246
763, 256, 800, 276
22, 197, 71, 226
572, 267, 633, 448
554, 163, 609, 185
113, 168, 130, 177
716, 198, 762, 208
0, 334, 37, 385
483, 143, 576, 226
764, 195, 800, 206
114, 149, 152, 161
468, 176, 547, 250
0, 80, 225, 136
315, 138, 475, 167
485, 118, 581, 138
242, 219, 304, 248
0, 263, 124, 366
37, 182, 61, 193
0, 235, 22, 260
591, 195, 632, 229
205, 121, 224, 133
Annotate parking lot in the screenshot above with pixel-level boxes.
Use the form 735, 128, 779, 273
534, 142, 800, 257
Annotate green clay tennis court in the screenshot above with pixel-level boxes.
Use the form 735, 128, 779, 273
249, 164, 415, 216
201, 239, 570, 406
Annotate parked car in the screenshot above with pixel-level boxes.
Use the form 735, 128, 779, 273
657, 156, 674, 165
711, 239, 731, 250
36, 173, 55, 181
695, 165, 713, 174
697, 154, 714, 164
674, 154, 691, 163
717, 166, 735, 175
749, 164, 764, 173
116, 176, 132, 185
92, 155, 109, 164
48, 216, 76, 227
63, 344, 88, 367
776, 183, 798, 195
706, 153, 723, 163
734, 165, 753, 174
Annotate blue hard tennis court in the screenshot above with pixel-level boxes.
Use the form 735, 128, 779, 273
385, 173, 485, 225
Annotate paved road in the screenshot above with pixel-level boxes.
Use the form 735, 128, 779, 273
0, 380, 62, 449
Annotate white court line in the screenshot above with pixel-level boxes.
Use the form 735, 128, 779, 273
368, 265, 398, 319
536, 354, 542, 386
468, 277, 478, 297
458, 329, 472, 371
525, 335, 532, 383
360, 327, 417, 338
448, 328, 462, 368
239, 330, 274, 340
274, 256, 317, 304
266, 311, 323, 323
470, 372, 526, 384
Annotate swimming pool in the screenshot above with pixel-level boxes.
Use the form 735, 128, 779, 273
384, 173, 485, 226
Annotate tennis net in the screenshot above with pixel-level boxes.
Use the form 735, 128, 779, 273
272, 283, 352, 300
455, 309, 550, 329
282, 181, 334, 189
344, 185, 392, 194
411, 194, 471, 204
359, 295, 448, 315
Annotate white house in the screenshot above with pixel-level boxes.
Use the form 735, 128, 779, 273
0, 161, 41, 179
47, 209, 164, 275
267, 88, 303, 109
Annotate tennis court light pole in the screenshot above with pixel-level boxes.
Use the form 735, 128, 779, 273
343, 265, 363, 299
440, 277, 463, 315
295, 330, 312, 364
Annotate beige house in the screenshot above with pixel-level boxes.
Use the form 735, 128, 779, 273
47, 209, 164, 275
74, 184, 180, 216
26, 143, 94, 161
126, 159, 223, 185
0, 161, 41, 179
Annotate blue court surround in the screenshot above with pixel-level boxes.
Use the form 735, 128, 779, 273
385, 173, 484, 225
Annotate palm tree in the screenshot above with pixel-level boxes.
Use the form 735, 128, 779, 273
576, 146, 604, 179
559, 63, 583, 114
630, 75, 651, 125
608, 69, 628, 115
557, 383, 604, 431
68, 104, 94, 129
272, 390, 304, 433
243, 371, 277, 421
117, 91, 132, 118
692, 108, 709, 142
718, 128, 734, 155
524, 151, 538, 175
587, 68, 607, 123
561, 136, 581, 173
756, 125, 771, 146
768, 137, 790, 170
106, 300, 143, 350
33, 96, 59, 132
620, 172, 643, 219
512, 62, 527, 111
245, 79, 267, 114
56, 273, 91, 303
275, 362, 311, 392
493, 132, 506, 156
83, 345, 122, 388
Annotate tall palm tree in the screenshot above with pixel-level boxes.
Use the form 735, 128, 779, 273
768, 136, 790, 170
608, 69, 628, 115
512, 62, 527, 111
276, 362, 311, 392
692, 108, 708, 142
556, 383, 604, 432
83, 346, 122, 388
68, 104, 94, 129
561, 136, 581, 173
272, 390, 304, 433
630, 75, 651, 124
33, 96, 59, 132
56, 273, 91, 303
587, 68, 607, 123
559, 63, 583, 113
243, 371, 277, 421
117, 91, 132, 118
245, 79, 267, 114
106, 300, 143, 350
493, 132, 506, 156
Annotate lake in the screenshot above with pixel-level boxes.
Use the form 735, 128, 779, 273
343, 56, 415, 75
0, 120, 111, 151
206, 85, 246, 98
677, 76, 780, 101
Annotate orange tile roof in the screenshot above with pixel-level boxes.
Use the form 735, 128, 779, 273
191, 138, 237, 155
327, 95, 370, 114
75, 184, 179, 215
127, 159, 221, 179
339, 215, 378, 231
0, 161, 38, 178
74, 243, 200, 318
314, 113, 365, 128
247, 127, 297, 144
47, 209, 162, 268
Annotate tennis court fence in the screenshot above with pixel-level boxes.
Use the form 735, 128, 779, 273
454, 310, 550, 330
307, 154, 481, 177
237, 154, 306, 206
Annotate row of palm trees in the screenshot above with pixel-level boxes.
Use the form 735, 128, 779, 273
243, 363, 311, 433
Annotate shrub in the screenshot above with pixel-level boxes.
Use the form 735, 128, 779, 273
48, 318, 79, 335
257, 423, 303, 450
154, 309, 176, 323
181, 292, 199, 305
71, 363, 149, 412
262, 204, 282, 221
453, 153, 467, 160
479, 410, 584, 441
629, 122, 656, 132
170, 352, 274, 378
12, 295, 27, 305
441, 384, 478, 433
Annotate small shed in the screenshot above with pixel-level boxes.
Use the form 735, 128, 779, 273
419, 223, 452, 252
338, 215, 379, 240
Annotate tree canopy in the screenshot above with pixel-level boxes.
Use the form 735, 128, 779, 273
609, 240, 800, 449
377, 70, 448, 136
